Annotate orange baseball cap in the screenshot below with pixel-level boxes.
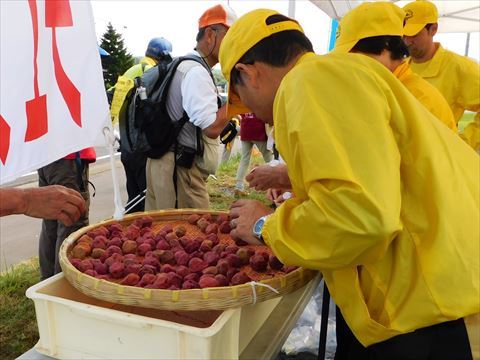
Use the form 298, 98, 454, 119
198, 4, 237, 29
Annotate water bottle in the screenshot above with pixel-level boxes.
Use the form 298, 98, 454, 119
137, 85, 147, 100
134, 77, 147, 101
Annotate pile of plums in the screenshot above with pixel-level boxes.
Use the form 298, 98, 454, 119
68, 214, 297, 290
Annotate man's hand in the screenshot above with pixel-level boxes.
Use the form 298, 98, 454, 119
246, 164, 291, 191
266, 188, 293, 206
229, 199, 273, 245
23, 185, 86, 226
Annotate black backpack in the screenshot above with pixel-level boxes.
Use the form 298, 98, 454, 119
120, 55, 212, 159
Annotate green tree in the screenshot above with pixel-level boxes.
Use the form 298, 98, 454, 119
99, 23, 134, 88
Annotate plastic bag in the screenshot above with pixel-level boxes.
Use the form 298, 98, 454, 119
282, 281, 337, 359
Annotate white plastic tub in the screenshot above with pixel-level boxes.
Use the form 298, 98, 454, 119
26, 273, 281, 359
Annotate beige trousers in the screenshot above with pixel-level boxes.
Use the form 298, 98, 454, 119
466, 313, 480, 360
145, 152, 209, 210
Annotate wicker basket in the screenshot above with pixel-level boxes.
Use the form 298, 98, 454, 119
59, 209, 318, 311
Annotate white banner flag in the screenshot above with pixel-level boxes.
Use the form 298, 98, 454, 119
0, 0, 110, 185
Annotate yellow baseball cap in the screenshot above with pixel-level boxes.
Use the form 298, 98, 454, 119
219, 9, 304, 117
332, 2, 406, 54
403, 0, 438, 36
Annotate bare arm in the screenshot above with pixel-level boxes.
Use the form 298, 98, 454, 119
203, 104, 229, 139
0, 186, 86, 226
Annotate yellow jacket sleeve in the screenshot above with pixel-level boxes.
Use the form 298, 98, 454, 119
263, 56, 403, 270
456, 57, 480, 120
460, 117, 480, 153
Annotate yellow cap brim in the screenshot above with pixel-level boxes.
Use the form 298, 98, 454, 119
226, 88, 250, 118
403, 22, 425, 36
331, 39, 358, 54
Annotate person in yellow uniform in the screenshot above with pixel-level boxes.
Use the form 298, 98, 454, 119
220, 9, 479, 359
403, 0, 480, 150
334, 2, 456, 132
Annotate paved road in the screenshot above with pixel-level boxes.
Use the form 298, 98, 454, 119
0, 157, 128, 271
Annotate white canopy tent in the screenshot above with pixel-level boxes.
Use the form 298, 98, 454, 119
308, 0, 480, 33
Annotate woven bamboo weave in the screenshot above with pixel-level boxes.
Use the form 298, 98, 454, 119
59, 209, 318, 311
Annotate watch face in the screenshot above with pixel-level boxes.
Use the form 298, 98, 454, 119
254, 217, 265, 236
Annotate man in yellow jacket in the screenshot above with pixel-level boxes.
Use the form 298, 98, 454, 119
403, 0, 480, 151
245, 2, 458, 208
334, 2, 456, 132
221, 9, 479, 359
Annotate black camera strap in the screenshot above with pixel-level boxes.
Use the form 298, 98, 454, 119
74, 152, 86, 192
173, 142, 179, 209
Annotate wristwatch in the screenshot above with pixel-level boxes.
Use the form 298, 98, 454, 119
253, 215, 270, 243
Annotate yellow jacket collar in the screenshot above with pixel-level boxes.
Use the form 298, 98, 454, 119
393, 61, 412, 82
410, 43, 445, 78
141, 56, 157, 68
297, 52, 316, 64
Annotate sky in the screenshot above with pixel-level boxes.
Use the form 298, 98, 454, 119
91, 0, 480, 62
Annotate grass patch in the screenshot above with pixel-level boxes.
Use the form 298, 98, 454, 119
458, 112, 475, 132
0, 258, 40, 360
1, 152, 268, 359
207, 152, 268, 210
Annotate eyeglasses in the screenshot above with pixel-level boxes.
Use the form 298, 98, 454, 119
211, 25, 228, 36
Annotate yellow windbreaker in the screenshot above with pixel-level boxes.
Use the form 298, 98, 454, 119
394, 61, 457, 132
263, 52, 479, 346
122, 56, 156, 78
410, 44, 479, 151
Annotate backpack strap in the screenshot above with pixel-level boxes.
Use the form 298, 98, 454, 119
173, 142, 179, 209
172, 55, 214, 156
151, 55, 215, 208
74, 151, 86, 192
155, 55, 213, 156
158, 54, 214, 110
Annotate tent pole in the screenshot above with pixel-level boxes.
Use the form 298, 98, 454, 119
328, 19, 339, 52
288, 0, 296, 18
102, 125, 125, 220
465, 32, 470, 57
